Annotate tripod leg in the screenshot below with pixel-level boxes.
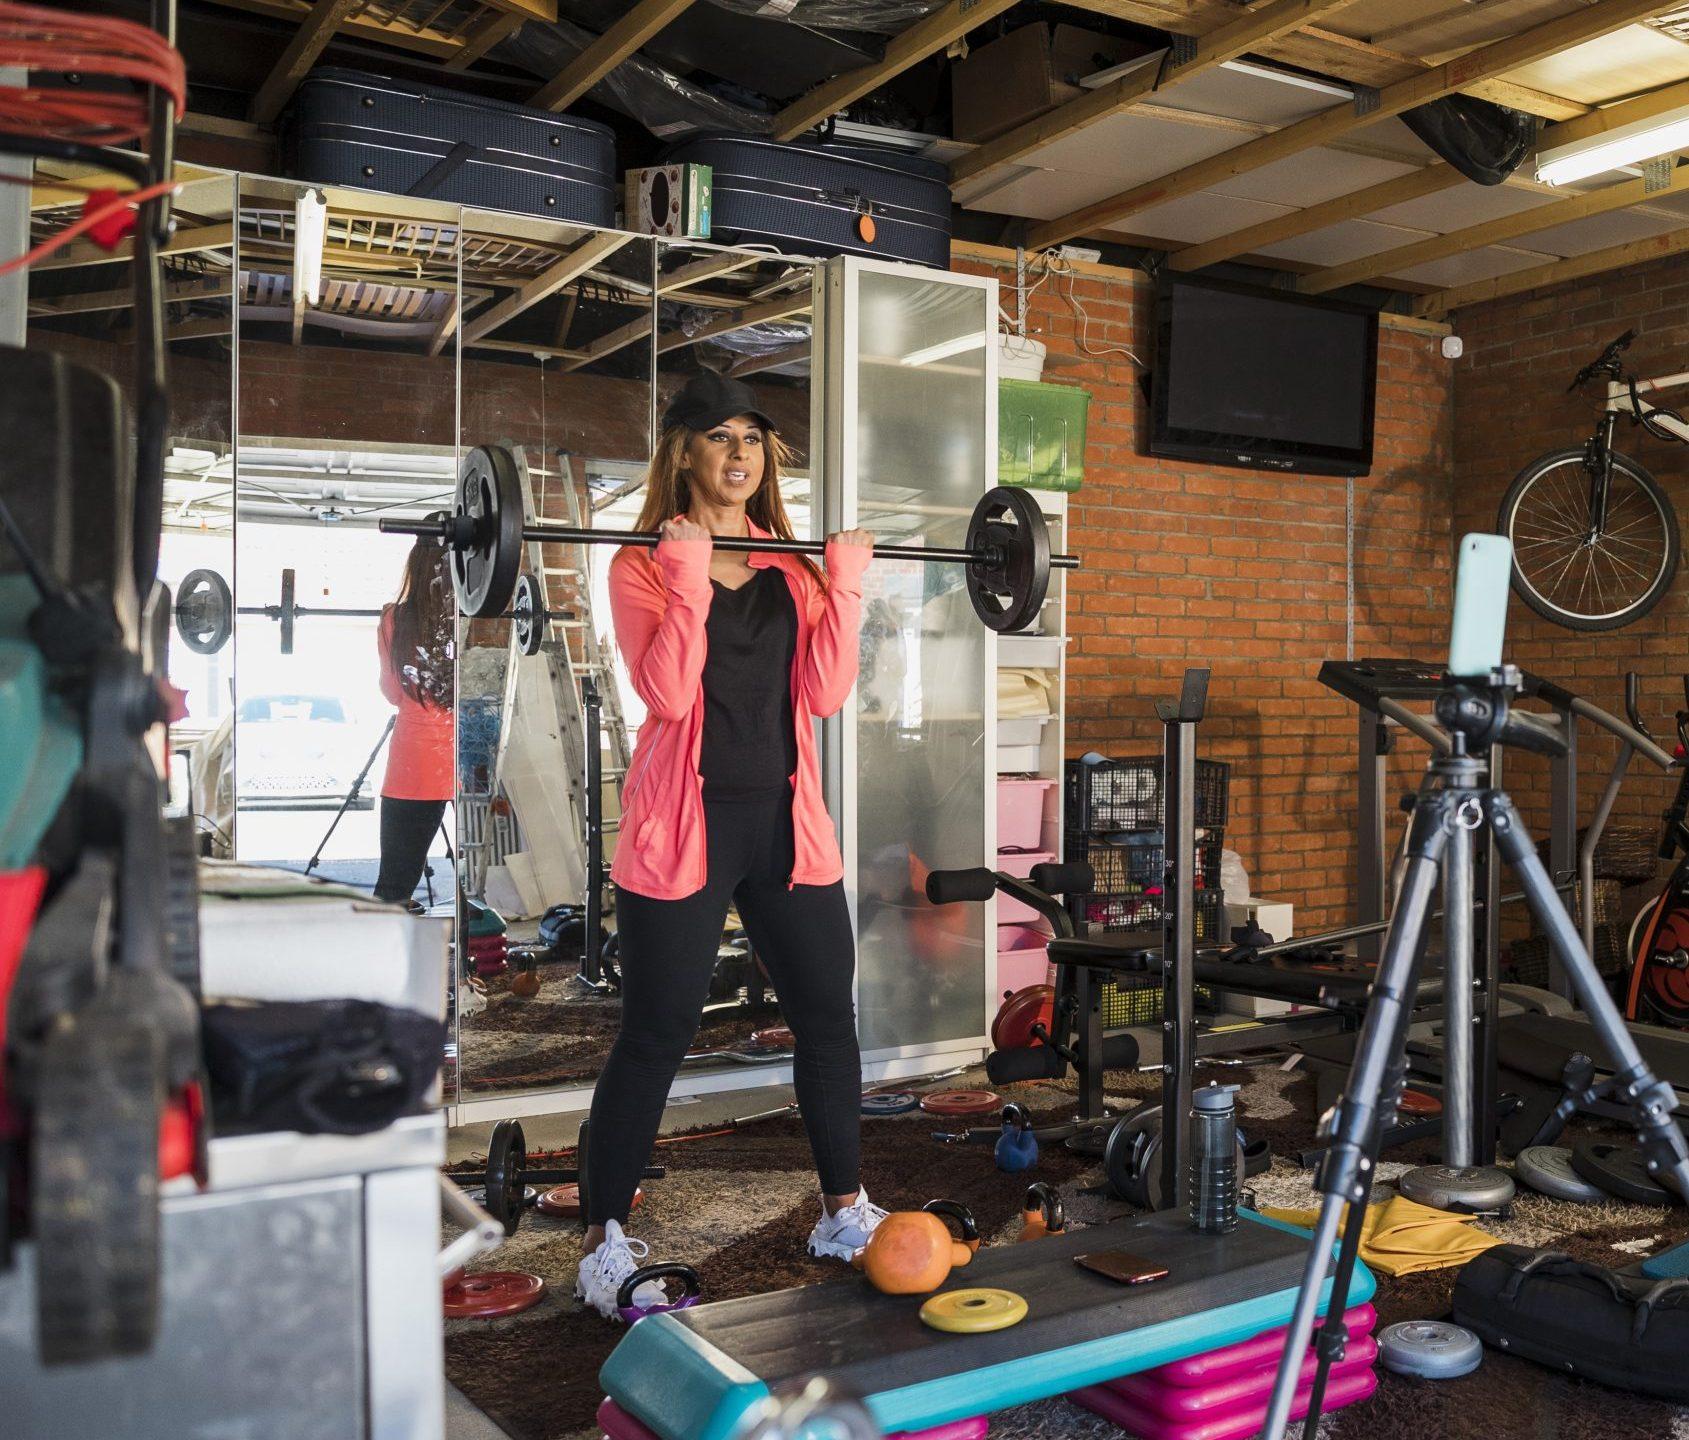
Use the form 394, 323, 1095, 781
1485, 792, 1689, 1201
1260, 806, 1449, 1440
307, 714, 395, 877
1301, 1190, 1368, 1440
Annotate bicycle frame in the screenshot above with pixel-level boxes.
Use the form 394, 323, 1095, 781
1582, 373, 1689, 535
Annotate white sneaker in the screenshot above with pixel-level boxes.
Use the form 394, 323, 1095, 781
807, 1187, 888, 1261
574, 1219, 668, 1321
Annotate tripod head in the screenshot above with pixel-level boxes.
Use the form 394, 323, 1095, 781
1435, 666, 1566, 759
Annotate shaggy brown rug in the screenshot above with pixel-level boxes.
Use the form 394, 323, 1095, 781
443, 1062, 1689, 1440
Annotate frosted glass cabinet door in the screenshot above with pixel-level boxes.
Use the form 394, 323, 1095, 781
827, 260, 995, 1055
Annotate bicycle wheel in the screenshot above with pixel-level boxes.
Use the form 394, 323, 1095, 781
1498, 447, 1680, 631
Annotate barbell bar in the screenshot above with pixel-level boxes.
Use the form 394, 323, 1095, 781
174, 565, 573, 659
376, 444, 1079, 634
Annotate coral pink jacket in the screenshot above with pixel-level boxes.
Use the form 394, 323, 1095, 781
607, 520, 869, 900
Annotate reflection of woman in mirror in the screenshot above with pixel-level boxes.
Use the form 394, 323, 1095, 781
373, 536, 455, 908
576, 370, 877, 1319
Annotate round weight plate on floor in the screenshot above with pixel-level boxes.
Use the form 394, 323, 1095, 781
536, 1184, 642, 1218
443, 1270, 546, 1320
1514, 1145, 1608, 1204
1571, 1140, 1682, 1206
919, 1090, 1002, 1118
862, 1091, 919, 1115
466, 1184, 537, 1209
1378, 1320, 1483, 1379
920, 1288, 1028, 1334
1103, 1108, 1160, 1208
1398, 1164, 1516, 1213
1064, 1128, 1108, 1159
991, 985, 1055, 1051
1398, 1088, 1443, 1117
483, 1118, 527, 1236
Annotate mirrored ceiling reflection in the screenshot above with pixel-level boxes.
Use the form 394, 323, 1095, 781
453, 218, 658, 1104
232, 179, 462, 911
24, 162, 236, 855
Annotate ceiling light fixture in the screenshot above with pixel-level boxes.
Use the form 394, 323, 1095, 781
1535, 105, 1689, 185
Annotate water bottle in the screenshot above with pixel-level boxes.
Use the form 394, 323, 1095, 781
1189, 1083, 1239, 1234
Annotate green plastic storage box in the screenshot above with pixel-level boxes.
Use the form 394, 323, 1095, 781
999, 378, 1090, 492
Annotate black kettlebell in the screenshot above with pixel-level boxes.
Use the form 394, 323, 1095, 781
1103, 1105, 1260, 1210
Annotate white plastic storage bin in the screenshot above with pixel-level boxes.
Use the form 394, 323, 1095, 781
997, 714, 1052, 747
997, 743, 1043, 774
997, 778, 1056, 851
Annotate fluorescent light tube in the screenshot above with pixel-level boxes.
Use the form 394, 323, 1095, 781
1536, 107, 1689, 185
899, 332, 988, 367
293, 188, 327, 306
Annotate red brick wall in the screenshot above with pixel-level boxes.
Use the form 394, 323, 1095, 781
1450, 255, 1689, 850
958, 251, 1457, 931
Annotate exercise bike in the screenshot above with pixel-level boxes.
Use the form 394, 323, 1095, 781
1624, 676, 1689, 1026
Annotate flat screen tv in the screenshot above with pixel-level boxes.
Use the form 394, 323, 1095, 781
1149, 274, 1379, 477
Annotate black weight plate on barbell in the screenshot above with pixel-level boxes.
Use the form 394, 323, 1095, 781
512, 572, 543, 657
175, 567, 233, 656
454, 446, 524, 620
964, 487, 1050, 634
484, 1118, 527, 1236
1103, 1106, 1160, 1209
1571, 1139, 1682, 1206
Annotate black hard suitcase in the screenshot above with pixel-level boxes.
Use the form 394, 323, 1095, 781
663, 132, 951, 267
285, 69, 617, 227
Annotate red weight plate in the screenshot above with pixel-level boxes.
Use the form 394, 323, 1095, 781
750, 1026, 796, 1050
991, 985, 1055, 1051
443, 1270, 546, 1319
919, 1089, 1003, 1118
535, 1184, 642, 1218
1398, 1089, 1442, 1118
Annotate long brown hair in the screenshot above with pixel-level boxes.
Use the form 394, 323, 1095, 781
632, 421, 824, 591
390, 538, 454, 708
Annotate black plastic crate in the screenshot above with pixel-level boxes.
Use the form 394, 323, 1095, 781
1072, 888, 1227, 942
1067, 832, 1223, 895
1065, 757, 1230, 833
1098, 976, 1218, 1029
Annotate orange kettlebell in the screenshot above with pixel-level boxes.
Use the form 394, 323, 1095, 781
853, 1199, 980, 1294
1019, 1182, 1066, 1242
511, 962, 541, 998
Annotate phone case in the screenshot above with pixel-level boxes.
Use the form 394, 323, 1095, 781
1074, 1250, 1170, 1284
1448, 532, 1512, 676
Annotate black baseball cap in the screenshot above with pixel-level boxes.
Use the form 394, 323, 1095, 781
661, 370, 777, 435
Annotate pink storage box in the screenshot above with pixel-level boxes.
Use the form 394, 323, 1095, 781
994, 850, 1053, 924
1070, 1364, 1376, 1440
997, 778, 1055, 852
599, 1399, 988, 1440
1151, 1303, 1376, 1388
997, 948, 1050, 994
999, 922, 1050, 951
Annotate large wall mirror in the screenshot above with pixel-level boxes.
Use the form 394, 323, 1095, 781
232, 177, 462, 911
24, 162, 236, 856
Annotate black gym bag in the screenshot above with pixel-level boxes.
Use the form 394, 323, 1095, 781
201, 998, 445, 1136
1453, 1245, 1689, 1401
1400, 96, 1535, 186
662, 132, 952, 267
284, 68, 618, 226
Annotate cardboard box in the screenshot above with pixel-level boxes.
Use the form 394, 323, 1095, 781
952, 24, 1151, 144
1221, 898, 1298, 1018
625, 163, 712, 238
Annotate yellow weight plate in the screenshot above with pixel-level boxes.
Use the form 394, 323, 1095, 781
919, 1288, 1028, 1334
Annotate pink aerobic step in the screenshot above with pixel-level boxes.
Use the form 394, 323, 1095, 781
598, 1398, 989, 1440
1141, 1303, 1376, 1389
1070, 1364, 1377, 1440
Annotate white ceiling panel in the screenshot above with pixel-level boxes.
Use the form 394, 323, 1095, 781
1522, 205, 1687, 256
1020, 112, 1251, 187
1632, 189, 1689, 219
1368, 181, 1557, 231
1328, 0, 1584, 60
1257, 218, 1438, 267
1140, 62, 1350, 128
1346, 116, 1441, 165
953, 166, 1133, 222
1501, 24, 1689, 103
1116, 191, 1296, 245
1389, 247, 1557, 288
1206, 148, 1421, 207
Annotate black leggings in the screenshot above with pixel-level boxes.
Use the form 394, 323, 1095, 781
587, 792, 860, 1225
373, 796, 448, 903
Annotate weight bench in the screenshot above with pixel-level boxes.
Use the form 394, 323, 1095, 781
599, 1210, 1374, 1440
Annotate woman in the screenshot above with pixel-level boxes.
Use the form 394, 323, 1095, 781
576, 370, 879, 1319
373, 536, 455, 907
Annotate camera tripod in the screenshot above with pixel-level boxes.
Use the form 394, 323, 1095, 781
1263, 667, 1689, 1440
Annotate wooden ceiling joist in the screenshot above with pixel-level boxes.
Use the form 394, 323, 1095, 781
1536, 73, 1689, 153
1026, 0, 1672, 253
529, 0, 697, 113
1169, 162, 1463, 272
38, 222, 234, 271
444, 10, 528, 71
1417, 224, 1689, 316
728, 342, 811, 379
451, 230, 633, 355
772, 0, 1020, 142
1299, 167, 1689, 296
211, 0, 554, 65
950, 0, 1356, 187
1062, 0, 1588, 119
249, 0, 361, 125
563, 294, 811, 372
657, 252, 765, 295
29, 275, 232, 318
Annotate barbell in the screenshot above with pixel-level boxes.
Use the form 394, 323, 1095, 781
174, 565, 571, 659
376, 444, 1079, 634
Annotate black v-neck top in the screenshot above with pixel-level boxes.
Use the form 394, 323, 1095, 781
700, 566, 799, 800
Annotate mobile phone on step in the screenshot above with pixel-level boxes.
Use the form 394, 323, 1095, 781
1073, 1250, 1170, 1285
